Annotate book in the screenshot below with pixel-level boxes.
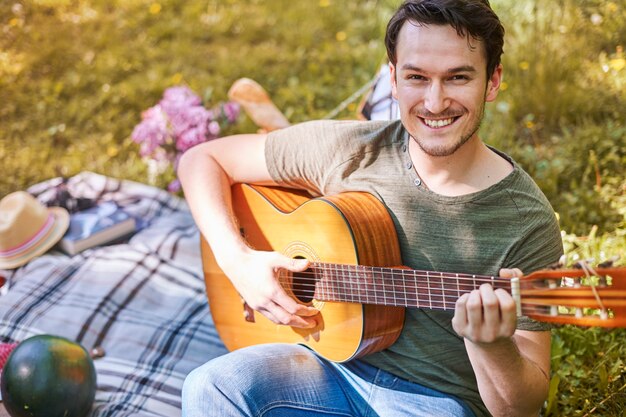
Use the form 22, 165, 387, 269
58, 201, 137, 255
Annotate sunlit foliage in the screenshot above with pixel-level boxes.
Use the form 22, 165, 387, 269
1, 1, 624, 415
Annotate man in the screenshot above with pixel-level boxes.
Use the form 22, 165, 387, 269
178, 1, 563, 416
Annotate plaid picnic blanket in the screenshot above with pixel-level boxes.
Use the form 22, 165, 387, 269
0, 171, 228, 417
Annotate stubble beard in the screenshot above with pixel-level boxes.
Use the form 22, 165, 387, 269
412, 101, 486, 157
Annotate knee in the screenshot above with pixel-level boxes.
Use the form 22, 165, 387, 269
182, 364, 216, 416
182, 345, 317, 416
181, 352, 261, 416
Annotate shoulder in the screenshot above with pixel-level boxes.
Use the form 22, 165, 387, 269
267, 119, 404, 149
264, 119, 405, 195
488, 147, 555, 214
492, 153, 564, 271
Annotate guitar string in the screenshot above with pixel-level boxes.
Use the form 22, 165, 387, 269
278, 267, 511, 305
277, 273, 615, 318
278, 266, 612, 309
283, 266, 511, 289
279, 277, 613, 309
279, 272, 508, 290
297, 264, 511, 283
276, 271, 616, 321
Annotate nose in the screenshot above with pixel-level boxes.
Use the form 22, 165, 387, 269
424, 82, 450, 115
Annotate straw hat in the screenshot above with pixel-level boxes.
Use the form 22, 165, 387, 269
0, 191, 69, 269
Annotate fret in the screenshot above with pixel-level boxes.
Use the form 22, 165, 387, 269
363, 266, 370, 305
370, 267, 378, 304
323, 265, 330, 299
321, 266, 328, 299
426, 271, 433, 309
354, 265, 360, 303
376, 266, 382, 304
380, 268, 388, 305
379, 266, 393, 305
362, 266, 368, 302
349, 266, 354, 302
348, 265, 355, 303
373, 267, 379, 305
409, 270, 418, 308
440, 272, 446, 310
326, 267, 338, 301
353, 266, 360, 302
362, 267, 367, 302
314, 265, 322, 300
456, 273, 460, 300
402, 269, 408, 307
340, 265, 348, 302
389, 266, 398, 306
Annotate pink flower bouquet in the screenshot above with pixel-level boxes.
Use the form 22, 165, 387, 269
131, 86, 240, 192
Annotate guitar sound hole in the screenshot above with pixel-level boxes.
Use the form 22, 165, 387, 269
291, 256, 315, 304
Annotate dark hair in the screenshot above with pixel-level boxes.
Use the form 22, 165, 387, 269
385, 0, 504, 77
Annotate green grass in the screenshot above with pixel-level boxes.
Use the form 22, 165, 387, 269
1, 0, 625, 415
0, 0, 391, 191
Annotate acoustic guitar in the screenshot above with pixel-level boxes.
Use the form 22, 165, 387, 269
201, 184, 626, 362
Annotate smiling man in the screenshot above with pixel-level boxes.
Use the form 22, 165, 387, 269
178, 1, 563, 416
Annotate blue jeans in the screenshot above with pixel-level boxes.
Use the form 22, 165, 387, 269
182, 344, 476, 417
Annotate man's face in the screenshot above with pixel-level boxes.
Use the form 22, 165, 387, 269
390, 22, 502, 157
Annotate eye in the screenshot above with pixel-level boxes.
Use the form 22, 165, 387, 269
407, 74, 427, 81
450, 74, 470, 82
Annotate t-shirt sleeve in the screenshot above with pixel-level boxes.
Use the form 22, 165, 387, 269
503, 171, 564, 331
265, 120, 354, 196
265, 119, 397, 196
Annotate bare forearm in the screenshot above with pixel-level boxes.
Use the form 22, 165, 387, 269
177, 144, 248, 263
177, 136, 318, 328
177, 134, 272, 263
465, 334, 550, 417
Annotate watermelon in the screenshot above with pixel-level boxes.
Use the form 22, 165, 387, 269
0, 335, 97, 417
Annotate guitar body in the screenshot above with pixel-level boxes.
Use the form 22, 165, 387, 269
201, 184, 405, 362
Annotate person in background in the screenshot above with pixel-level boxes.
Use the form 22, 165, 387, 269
178, 0, 563, 415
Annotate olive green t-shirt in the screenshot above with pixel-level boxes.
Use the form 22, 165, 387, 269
265, 119, 564, 417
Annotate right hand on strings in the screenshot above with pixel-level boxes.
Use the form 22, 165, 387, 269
220, 248, 319, 328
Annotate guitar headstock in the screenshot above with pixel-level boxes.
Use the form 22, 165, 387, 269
518, 262, 626, 328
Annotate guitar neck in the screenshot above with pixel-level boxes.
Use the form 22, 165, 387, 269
300, 263, 510, 311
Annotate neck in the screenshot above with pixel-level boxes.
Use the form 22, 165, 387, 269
297, 262, 511, 310
409, 137, 512, 196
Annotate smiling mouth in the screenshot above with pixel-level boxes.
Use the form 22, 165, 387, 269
420, 117, 459, 129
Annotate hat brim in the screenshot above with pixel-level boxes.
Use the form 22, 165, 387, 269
0, 207, 70, 270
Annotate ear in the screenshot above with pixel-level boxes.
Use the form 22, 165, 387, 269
389, 62, 398, 100
485, 64, 503, 102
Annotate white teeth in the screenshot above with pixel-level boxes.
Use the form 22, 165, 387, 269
423, 118, 454, 128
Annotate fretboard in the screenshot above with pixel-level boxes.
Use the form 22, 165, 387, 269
301, 263, 511, 311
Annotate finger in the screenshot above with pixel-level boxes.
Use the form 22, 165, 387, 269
499, 267, 523, 279
272, 254, 318, 316
494, 289, 517, 336
273, 288, 319, 317
452, 293, 469, 333
288, 257, 310, 272
465, 289, 484, 328
257, 306, 280, 325
275, 254, 309, 272
263, 301, 316, 328
479, 284, 500, 331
